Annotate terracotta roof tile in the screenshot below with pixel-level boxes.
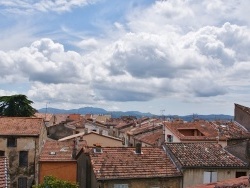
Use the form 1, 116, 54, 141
34, 113, 53, 122
134, 129, 163, 146
39, 139, 86, 161
0, 156, 9, 187
165, 120, 250, 141
0, 117, 44, 136
89, 147, 182, 180
127, 119, 163, 136
166, 142, 247, 168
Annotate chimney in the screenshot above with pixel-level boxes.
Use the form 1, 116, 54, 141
135, 143, 142, 154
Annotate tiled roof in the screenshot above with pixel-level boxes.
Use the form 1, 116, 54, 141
0, 156, 9, 188
34, 113, 53, 122
210, 121, 250, 140
165, 120, 250, 141
134, 129, 163, 146
188, 176, 249, 188
89, 147, 182, 180
166, 142, 247, 168
0, 117, 44, 136
39, 139, 86, 161
127, 119, 162, 136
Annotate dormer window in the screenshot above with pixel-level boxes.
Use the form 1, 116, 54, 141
167, 135, 173, 142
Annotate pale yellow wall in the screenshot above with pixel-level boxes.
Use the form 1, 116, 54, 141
100, 177, 181, 188
83, 133, 123, 147
183, 168, 250, 187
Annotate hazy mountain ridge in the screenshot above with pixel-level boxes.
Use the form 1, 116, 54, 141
39, 107, 233, 121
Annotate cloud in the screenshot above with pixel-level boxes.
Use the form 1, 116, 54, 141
0, 0, 96, 14
1, 0, 250, 111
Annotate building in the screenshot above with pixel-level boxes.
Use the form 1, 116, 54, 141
0, 117, 47, 188
59, 131, 124, 147
164, 142, 249, 188
82, 145, 182, 188
39, 139, 85, 184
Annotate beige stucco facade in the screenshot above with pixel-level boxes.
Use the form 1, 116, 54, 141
183, 168, 250, 187
0, 124, 47, 187
82, 132, 123, 147
94, 177, 182, 188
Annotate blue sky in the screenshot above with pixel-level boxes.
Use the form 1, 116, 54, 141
1, 0, 250, 116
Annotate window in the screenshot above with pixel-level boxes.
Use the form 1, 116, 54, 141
167, 134, 173, 142
114, 184, 128, 188
0, 150, 4, 156
18, 177, 27, 188
236, 171, 247, 178
203, 171, 217, 183
19, 151, 28, 167
7, 137, 17, 147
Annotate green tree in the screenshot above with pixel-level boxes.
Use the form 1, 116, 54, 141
32, 176, 78, 188
0, 94, 37, 117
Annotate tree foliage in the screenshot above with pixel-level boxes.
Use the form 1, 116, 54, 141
32, 176, 78, 188
0, 94, 37, 117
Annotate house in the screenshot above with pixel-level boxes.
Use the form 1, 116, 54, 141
234, 103, 250, 132
38, 139, 86, 184
0, 156, 10, 187
126, 119, 164, 147
164, 119, 250, 147
133, 128, 164, 147
59, 131, 124, 147
82, 145, 182, 188
34, 113, 54, 127
164, 142, 249, 188
0, 117, 47, 188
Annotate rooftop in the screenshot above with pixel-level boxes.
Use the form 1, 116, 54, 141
134, 129, 163, 146
0, 117, 44, 136
89, 147, 182, 180
39, 139, 86, 162
165, 142, 247, 168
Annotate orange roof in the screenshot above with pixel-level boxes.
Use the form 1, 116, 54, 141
89, 147, 182, 180
134, 129, 163, 146
0, 156, 9, 187
0, 117, 44, 136
34, 113, 53, 122
39, 139, 86, 162
188, 176, 249, 188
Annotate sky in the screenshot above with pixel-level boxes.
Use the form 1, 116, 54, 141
1, 0, 250, 116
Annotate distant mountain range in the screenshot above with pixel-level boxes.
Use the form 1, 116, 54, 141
38, 107, 234, 122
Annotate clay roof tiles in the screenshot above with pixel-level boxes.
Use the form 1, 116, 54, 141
89, 147, 182, 180
0, 117, 44, 136
166, 142, 247, 168
39, 139, 86, 162
134, 129, 163, 146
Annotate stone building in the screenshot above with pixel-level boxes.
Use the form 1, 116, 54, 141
0, 117, 47, 188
